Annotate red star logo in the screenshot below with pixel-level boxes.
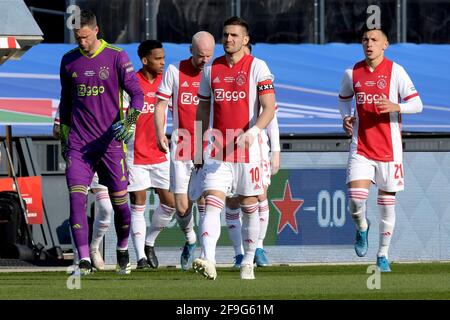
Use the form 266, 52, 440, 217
271, 180, 304, 234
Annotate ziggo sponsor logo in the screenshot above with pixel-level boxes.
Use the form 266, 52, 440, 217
77, 84, 105, 97
142, 102, 155, 113
356, 92, 387, 104
214, 89, 246, 102
181, 93, 199, 105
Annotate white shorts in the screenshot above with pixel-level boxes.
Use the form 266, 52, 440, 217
170, 159, 194, 194
203, 160, 264, 197
127, 161, 170, 192
347, 153, 404, 192
90, 173, 108, 190
261, 158, 272, 187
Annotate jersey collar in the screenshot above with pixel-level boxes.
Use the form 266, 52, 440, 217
366, 57, 387, 73
79, 39, 107, 59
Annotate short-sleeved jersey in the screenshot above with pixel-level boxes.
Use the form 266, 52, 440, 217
338, 58, 419, 162
127, 70, 168, 165
156, 58, 202, 160
198, 54, 274, 163
59, 40, 143, 153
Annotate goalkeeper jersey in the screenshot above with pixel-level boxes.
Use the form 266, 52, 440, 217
59, 40, 143, 153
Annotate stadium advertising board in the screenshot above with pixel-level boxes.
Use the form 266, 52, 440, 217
269, 169, 353, 246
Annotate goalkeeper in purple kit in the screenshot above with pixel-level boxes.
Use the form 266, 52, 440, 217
59, 9, 143, 275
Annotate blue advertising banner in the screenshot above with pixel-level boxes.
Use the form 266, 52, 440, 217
270, 169, 354, 245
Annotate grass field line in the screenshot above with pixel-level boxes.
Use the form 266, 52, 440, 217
1, 263, 449, 300
1, 259, 449, 273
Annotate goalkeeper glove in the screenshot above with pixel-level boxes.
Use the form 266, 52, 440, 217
112, 107, 140, 144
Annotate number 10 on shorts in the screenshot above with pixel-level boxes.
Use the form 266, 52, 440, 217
250, 167, 260, 183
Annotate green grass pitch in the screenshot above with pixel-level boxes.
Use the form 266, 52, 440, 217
0, 263, 449, 300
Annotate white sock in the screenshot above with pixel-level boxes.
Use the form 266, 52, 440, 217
202, 195, 224, 264
348, 188, 369, 231
90, 190, 113, 251
176, 209, 197, 245
130, 204, 147, 260
197, 204, 206, 259
225, 206, 243, 256
257, 199, 270, 249
241, 203, 260, 265
145, 203, 175, 246
377, 195, 396, 258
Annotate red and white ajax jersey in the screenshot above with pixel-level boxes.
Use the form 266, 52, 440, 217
128, 71, 168, 165
198, 54, 275, 163
157, 58, 202, 160
339, 58, 420, 162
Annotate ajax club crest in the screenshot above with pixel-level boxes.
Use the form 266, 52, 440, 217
99, 66, 110, 80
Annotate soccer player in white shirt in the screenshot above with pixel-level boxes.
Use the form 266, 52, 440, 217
194, 16, 276, 280
225, 43, 281, 268
338, 26, 423, 272
225, 116, 280, 268
155, 31, 215, 270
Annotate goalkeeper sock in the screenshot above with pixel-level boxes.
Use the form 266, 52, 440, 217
110, 193, 131, 250
69, 185, 89, 261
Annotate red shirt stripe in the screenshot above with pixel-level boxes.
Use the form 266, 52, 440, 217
403, 92, 419, 101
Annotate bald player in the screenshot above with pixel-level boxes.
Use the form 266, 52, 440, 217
154, 31, 216, 270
